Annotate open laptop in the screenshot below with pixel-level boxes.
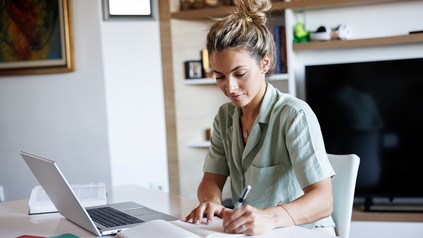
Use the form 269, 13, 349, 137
20, 151, 177, 236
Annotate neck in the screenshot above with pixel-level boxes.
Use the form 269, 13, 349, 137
241, 83, 267, 120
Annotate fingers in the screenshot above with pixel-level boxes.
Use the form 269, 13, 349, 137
223, 220, 251, 234
183, 201, 224, 225
222, 207, 247, 233
183, 206, 205, 224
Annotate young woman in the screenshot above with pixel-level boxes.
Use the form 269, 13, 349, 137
183, 0, 336, 236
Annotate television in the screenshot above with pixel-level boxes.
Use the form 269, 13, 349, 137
305, 58, 423, 211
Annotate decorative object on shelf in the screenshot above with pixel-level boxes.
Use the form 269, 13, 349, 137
201, 49, 214, 78
331, 24, 352, 40
310, 24, 352, 41
310, 26, 331, 41
205, 0, 220, 8
220, 0, 235, 6
180, 0, 195, 10
0, 0, 74, 76
205, 128, 213, 141
180, 0, 207, 10
185, 60, 203, 79
293, 22, 310, 43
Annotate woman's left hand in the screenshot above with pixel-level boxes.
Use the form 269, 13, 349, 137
221, 205, 280, 235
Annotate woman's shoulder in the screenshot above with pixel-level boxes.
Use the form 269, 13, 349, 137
268, 86, 312, 114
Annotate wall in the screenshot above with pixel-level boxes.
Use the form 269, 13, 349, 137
100, 1, 169, 192
0, 0, 168, 201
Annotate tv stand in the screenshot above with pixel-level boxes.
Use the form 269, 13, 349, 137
361, 197, 423, 213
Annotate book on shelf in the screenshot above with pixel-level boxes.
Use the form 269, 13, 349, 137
273, 25, 282, 74
280, 25, 288, 74
28, 182, 107, 215
273, 24, 288, 74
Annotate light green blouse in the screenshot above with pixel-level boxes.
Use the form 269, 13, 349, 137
204, 83, 335, 228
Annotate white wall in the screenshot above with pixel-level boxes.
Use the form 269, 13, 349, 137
100, 1, 169, 192
0, 0, 168, 201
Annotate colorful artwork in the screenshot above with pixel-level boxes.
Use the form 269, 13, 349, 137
0, 0, 73, 76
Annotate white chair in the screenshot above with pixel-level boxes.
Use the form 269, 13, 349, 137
328, 153, 360, 238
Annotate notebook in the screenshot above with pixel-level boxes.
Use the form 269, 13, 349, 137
20, 151, 177, 236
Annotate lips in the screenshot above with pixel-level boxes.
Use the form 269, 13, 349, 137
230, 94, 243, 101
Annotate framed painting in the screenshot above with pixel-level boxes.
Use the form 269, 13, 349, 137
0, 0, 74, 76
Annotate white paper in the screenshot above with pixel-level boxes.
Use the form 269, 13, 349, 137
28, 182, 107, 215
115, 218, 243, 238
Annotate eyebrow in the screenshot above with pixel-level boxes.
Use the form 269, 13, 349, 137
212, 65, 247, 75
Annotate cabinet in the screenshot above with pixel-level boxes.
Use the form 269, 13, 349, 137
159, 0, 423, 197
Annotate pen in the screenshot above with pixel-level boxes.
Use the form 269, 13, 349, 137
234, 185, 251, 209
223, 185, 251, 233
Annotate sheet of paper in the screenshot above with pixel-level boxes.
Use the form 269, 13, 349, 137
115, 219, 201, 238
171, 218, 243, 238
28, 182, 107, 215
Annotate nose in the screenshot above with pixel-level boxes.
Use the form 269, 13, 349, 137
228, 76, 238, 93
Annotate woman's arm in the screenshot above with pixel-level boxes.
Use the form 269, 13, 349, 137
197, 172, 227, 204
222, 178, 333, 235
276, 178, 333, 226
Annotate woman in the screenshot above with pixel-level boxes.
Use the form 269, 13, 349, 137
183, 0, 336, 236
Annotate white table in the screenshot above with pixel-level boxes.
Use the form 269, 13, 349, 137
0, 185, 335, 238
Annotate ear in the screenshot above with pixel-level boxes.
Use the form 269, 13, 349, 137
260, 54, 271, 74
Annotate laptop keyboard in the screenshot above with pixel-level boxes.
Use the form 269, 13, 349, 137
87, 206, 143, 228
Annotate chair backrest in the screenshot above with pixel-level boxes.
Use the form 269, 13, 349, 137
327, 153, 360, 238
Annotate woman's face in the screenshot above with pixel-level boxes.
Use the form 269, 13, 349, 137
210, 48, 269, 108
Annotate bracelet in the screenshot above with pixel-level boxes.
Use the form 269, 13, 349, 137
277, 202, 296, 226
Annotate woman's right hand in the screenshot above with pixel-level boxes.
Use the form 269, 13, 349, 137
183, 199, 227, 225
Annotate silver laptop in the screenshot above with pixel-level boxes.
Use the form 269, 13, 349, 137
20, 151, 177, 236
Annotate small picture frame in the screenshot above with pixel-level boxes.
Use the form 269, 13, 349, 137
185, 60, 203, 79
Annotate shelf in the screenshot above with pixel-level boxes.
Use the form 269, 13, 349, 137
183, 78, 216, 85
186, 140, 211, 148
171, 0, 415, 20
182, 73, 289, 85
293, 33, 423, 51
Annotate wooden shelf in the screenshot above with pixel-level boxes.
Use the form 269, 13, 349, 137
183, 78, 216, 85
172, 1, 423, 51
293, 33, 423, 51
272, 0, 417, 11
186, 140, 211, 148
171, 0, 417, 20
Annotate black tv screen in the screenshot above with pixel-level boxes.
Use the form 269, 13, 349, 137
305, 58, 423, 204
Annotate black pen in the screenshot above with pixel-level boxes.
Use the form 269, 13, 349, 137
223, 185, 251, 233
234, 185, 251, 209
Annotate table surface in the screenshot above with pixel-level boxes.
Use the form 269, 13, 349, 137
0, 185, 337, 238
0, 185, 197, 238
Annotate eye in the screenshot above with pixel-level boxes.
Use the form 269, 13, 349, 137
215, 74, 225, 80
235, 72, 246, 78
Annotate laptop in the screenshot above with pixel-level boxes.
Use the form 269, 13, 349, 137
20, 151, 177, 236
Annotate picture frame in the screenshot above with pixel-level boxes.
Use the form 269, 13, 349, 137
185, 60, 203, 79
102, 0, 155, 20
0, 0, 74, 76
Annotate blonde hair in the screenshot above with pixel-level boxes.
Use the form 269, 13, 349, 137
206, 0, 276, 76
